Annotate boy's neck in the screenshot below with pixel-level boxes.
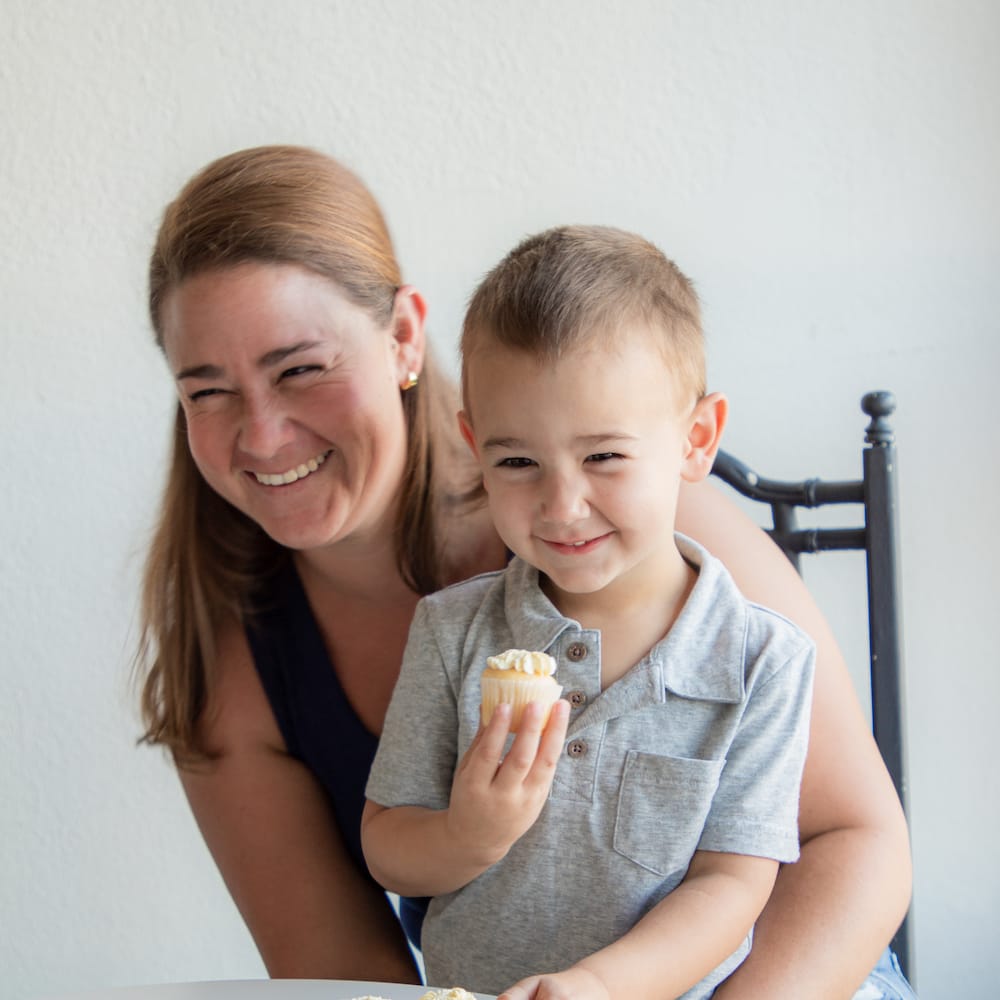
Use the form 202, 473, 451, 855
542, 544, 697, 689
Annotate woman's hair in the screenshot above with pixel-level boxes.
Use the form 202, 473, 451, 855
138, 145, 461, 762
461, 224, 705, 405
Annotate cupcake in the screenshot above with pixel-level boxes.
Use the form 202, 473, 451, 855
480, 648, 562, 732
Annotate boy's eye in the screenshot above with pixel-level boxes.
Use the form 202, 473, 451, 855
496, 456, 536, 469
280, 364, 323, 380
586, 452, 622, 463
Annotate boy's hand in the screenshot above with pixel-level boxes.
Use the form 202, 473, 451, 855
445, 698, 570, 864
498, 966, 611, 1000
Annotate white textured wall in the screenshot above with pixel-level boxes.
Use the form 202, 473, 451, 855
2, 1, 997, 997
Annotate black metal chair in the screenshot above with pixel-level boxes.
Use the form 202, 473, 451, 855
710, 389, 911, 979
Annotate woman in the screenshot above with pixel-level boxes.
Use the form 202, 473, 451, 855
137, 145, 913, 997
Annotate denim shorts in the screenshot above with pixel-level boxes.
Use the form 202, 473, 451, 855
852, 948, 918, 1000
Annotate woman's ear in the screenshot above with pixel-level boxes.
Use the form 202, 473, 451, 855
681, 392, 728, 483
391, 285, 428, 386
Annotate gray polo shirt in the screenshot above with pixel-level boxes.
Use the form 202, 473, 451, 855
367, 534, 815, 999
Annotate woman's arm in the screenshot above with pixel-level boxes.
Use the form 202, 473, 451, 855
178, 622, 420, 983
677, 480, 912, 999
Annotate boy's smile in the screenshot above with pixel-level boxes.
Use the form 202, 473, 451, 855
541, 532, 614, 556
460, 329, 722, 621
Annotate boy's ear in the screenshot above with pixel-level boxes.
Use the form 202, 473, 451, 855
391, 285, 428, 386
457, 409, 479, 457
681, 392, 728, 483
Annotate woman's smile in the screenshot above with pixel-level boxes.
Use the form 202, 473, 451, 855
249, 448, 333, 487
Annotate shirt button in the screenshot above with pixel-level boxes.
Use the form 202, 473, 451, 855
567, 739, 588, 758
566, 642, 588, 661
567, 690, 588, 708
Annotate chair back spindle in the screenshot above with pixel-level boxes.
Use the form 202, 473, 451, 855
710, 390, 911, 978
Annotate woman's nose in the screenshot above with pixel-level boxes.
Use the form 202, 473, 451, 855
237, 398, 294, 458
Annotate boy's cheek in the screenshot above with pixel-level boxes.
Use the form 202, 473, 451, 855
486, 495, 523, 534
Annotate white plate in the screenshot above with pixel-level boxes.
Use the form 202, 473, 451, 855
39, 980, 495, 1000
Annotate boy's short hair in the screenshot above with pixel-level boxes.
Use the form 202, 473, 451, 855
461, 225, 706, 406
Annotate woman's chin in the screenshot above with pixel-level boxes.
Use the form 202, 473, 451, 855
254, 511, 339, 552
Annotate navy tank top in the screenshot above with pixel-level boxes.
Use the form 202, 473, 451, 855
245, 558, 428, 947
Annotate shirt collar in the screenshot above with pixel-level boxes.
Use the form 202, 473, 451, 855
501, 534, 748, 705
502, 556, 581, 652
656, 534, 748, 703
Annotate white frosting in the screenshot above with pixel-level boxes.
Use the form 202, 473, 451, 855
485, 648, 557, 677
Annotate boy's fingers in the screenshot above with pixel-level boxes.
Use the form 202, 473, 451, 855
538, 699, 570, 760
526, 700, 570, 784
498, 699, 571, 790
465, 699, 570, 792
498, 980, 537, 1000
496, 700, 550, 775
465, 702, 512, 774
453, 709, 511, 810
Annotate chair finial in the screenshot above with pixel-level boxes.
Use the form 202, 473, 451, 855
862, 390, 896, 445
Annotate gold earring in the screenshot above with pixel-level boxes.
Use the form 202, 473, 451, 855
402, 371, 419, 390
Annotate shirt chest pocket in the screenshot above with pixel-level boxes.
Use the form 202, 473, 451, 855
612, 750, 725, 877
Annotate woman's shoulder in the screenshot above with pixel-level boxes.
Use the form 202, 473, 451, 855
423, 562, 507, 608
194, 617, 287, 758
436, 493, 507, 586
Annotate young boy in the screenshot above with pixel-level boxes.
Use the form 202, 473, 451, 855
362, 226, 815, 1000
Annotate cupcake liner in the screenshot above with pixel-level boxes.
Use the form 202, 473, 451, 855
481, 675, 563, 732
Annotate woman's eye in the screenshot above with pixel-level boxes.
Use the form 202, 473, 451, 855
189, 387, 226, 402
496, 457, 536, 469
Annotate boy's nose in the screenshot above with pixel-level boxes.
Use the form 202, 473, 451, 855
540, 473, 589, 525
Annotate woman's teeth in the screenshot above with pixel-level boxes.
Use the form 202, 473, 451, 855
253, 451, 330, 486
